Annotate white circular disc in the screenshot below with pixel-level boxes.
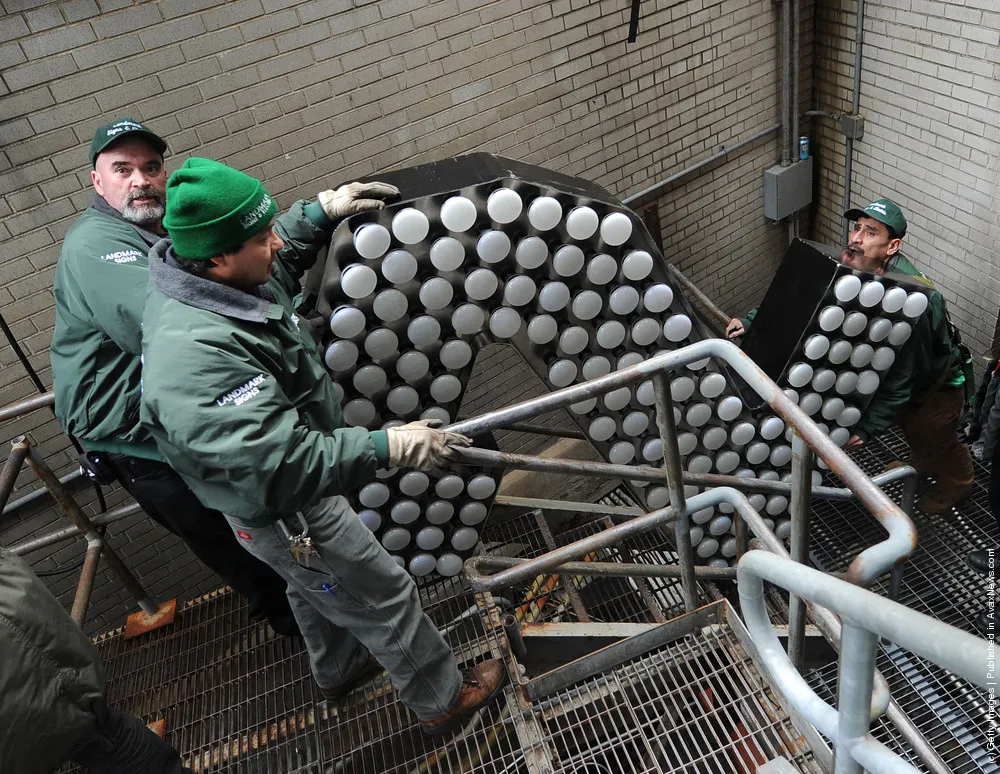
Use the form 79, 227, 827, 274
685, 402, 712, 427
566, 205, 599, 239
696, 537, 720, 558
419, 277, 454, 309
867, 317, 892, 343
715, 450, 740, 473
504, 275, 537, 307
769, 444, 792, 467
600, 212, 632, 245
353, 223, 391, 259
429, 374, 462, 403
358, 509, 381, 532
671, 376, 696, 402
837, 405, 862, 427
858, 280, 885, 307
783, 389, 799, 404
476, 230, 511, 264
353, 365, 387, 397
608, 441, 635, 464
856, 370, 880, 395
324, 340, 358, 372
787, 362, 814, 388
467, 474, 496, 500
381, 249, 418, 284
457, 504, 487, 530
572, 290, 603, 320
439, 339, 473, 370
329, 305, 366, 338
426, 500, 456, 524
720, 537, 738, 558
409, 553, 437, 576
888, 321, 912, 346
588, 416, 616, 441
766, 495, 789, 516
872, 346, 896, 371
396, 350, 430, 382
688, 454, 712, 474
603, 387, 632, 412
538, 281, 570, 312
903, 292, 928, 318
548, 359, 578, 387
717, 395, 743, 422
774, 520, 792, 540
343, 398, 376, 427
399, 471, 430, 496
709, 515, 733, 536
643, 283, 674, 313
827, 339, 853, 365
850, 343, 874, 368
487, 188, 523, 223
842, 311, 868, 337
830, 427, 851, 447
803, 334, 830, 360
435, 474, 465, 499
642, 437, 664, 461
440, 196, 478, 232
635, 380, 655, 406
702, 426, 727, 451
596, 320, 626, 349
407, 316, 441, 348
436, 553, 464, 576
622, 410, 649, 436
341, 264, 379, 299
746, 441, 770, 465
622, 250, 653, 281
570, 397, 597, 414
386, 385, 419, 415
760, 416, 785, 440
489, 307, 521, 339
811, 368, 836, 393
609, 285, 640, 316
527, 314, 558, 344
677, 432, 698, 456
381, 527, 410, 551
331, 382, 345, 403
834, 372, 859, 398
748, 493, 767, 510
689, 526, 705, 545
527, 196, 562, 230
553, 244, 585, 277
586, 254, 618, 285
799, 391, 822, 415
391, 499, 420, 524
559, 326, 589, 355
881, 286, 907, 313
619, 353, 645, 370
421, 406, 450, 424
730, 421, 755, 446
452, 303, 485, 335
646, 486, 670, 509
663, 314, 692, 342
373, 288, 408, 322
391, 208, 429, 244
699, 372, 727, 398
465, 268, 499, 301
416, 526, 444, 550
429, 236, 465, 271
818, 306, 846, 332
359, 481, 391, 508
821, 397, 845, 421
834, 274, 862, 302
515, 236, 548, 269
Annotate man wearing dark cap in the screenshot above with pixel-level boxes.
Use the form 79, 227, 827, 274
140, 157, 506, 736
50, 117, 299, 634
727, 198, 973, 513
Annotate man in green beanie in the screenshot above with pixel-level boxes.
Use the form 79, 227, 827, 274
141, 158, 507, 737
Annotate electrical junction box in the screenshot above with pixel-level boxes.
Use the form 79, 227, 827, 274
763, 157, 813, 221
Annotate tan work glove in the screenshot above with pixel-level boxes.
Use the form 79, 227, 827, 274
386, 419, 472, 476
318, 181, 400, 219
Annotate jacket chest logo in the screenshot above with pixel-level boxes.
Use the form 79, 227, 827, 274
215, 374, 267, 407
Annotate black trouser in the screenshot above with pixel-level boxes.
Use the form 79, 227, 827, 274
72, 703, 194, 773
108, 455, 295, 631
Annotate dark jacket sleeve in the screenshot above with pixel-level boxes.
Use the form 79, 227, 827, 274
271, 200, 333, 298
740, 307, 758, 331
981, 370, 1000, 463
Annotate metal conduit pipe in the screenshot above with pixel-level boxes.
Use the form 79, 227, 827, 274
791, 0, 800, 160
665, 264, 731, 333
0, 437, 30, 513
8, 501, 143, 556
780, 0, 792, 167
0, 391, 55, 423
3, 468, 85, 518
841, 0, 866, 244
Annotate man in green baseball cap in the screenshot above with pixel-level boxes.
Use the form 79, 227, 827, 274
841, 197, 907, 274
141, 158, 507, 737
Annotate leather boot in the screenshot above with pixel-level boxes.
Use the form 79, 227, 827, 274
916, 483, 973, 514
968, 549, 996, 574
319, 655, 384, 702
420, 659, 507, 737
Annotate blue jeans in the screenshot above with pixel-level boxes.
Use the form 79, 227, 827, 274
224, 497, 462, 720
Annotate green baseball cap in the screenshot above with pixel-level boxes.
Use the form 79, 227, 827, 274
844, 198, 907, 237
89, 117, 167, 168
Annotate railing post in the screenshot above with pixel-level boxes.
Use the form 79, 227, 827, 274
0, 437, 31, 513
652, 372, 698, 611
788, 430, 814, 668
834, 621, 878, 774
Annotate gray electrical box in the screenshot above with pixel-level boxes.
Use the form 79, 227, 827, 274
763, 157, 813, 221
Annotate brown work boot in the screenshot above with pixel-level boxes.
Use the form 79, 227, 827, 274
319, 655, 384, 702
420, 659, 508, 737
916, 483, 973, 515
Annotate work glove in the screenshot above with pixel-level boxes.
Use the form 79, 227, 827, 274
386, 419, 472, 476
318, 181, 400, 219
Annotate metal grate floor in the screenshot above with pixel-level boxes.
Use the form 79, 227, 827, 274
804, 426, 998, 774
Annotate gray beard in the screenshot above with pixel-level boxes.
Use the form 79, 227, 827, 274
121, 200, 164, 228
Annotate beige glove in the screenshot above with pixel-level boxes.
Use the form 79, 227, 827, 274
318, 181, 400, 219
386, 419, 472, 475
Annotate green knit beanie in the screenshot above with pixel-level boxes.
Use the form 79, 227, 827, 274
163, 157, 277, 260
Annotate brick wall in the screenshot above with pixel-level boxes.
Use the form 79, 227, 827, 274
1, 0, 799, 633
812, 0, 1000, 360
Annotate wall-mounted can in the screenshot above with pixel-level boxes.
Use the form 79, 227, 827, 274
798, 136, 810, 160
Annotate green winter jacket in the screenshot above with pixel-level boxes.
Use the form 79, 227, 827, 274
140, 207, 389, 527
0, 547, 106, 774
854, 254, 965, 441
50, 196, 164, 460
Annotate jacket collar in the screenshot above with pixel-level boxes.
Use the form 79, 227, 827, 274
148, 238, 283, 323
92, 194, 166, 246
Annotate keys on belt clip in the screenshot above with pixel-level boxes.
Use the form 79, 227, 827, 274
278, 513, 317, 567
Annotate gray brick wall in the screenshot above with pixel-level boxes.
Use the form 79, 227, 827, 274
812, 0, 1000, 361
1, 0, 801, 633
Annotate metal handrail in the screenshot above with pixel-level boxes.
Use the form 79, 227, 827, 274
738, 550, 986, 774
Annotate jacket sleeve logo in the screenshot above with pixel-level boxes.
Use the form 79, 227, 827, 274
216, 374, 267, 407
101, 249, 143, 264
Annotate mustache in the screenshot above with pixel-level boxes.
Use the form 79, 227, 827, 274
125, 187, 164, 206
